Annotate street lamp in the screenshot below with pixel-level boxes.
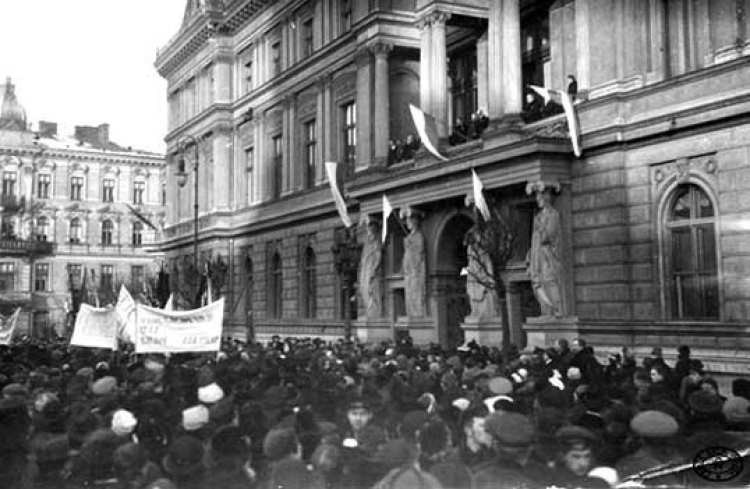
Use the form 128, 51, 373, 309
331, 227, 361, 339
175, 135, 199, 307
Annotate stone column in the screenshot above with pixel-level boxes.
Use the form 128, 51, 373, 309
212, 128, 232, 211
355, 46, 373, 170
213, 54, 232, 104
476, 32, 489, 114
575, 0, 591, 90
502, 0, 522, 116
322, 75, 335, 180
646, 0, 667, 83
255, 114, 265, 203
487, 1, 504, 120
282, 96, 296, 194
315, 75, 329, 184
371, 42, 392, 167
418, 16, 433, 114
431, 11, 450, 138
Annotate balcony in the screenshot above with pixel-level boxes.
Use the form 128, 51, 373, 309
0, 195, 25, 213
0, 238, 55, 257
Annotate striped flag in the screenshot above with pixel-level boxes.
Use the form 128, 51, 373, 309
126, 204, 158, 230
382, 194, 393, 244
409, 104, 448, 162
325, 161, 353, 228
472, 169, 491, 222
529, 85, 581, 157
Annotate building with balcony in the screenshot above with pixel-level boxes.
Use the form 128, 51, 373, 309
157, 0, 750, 375
0, 78, 166, 336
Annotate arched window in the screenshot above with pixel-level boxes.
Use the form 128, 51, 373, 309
268, 253, 283, 318
70, 218, 82, 244
36, 216, 50, 241
101, 219, 114, 246
301, 247, 316, 318
665, 184, 719, 320
132, 221, 143, 246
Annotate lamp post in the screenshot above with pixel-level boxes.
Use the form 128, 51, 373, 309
175, 135, 199, 307
331, 227, 361, 339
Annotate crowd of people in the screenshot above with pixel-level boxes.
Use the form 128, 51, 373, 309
1, 334, 749, 489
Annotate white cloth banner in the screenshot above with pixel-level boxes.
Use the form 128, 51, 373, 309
70, 304, 118, 350
135, 298, 225, 354
382, 194, 393, 244
325, 161, 353, 228
115, 285, 136, 343
0, 308, 21, 345
409, 104, 448, 162
529, 85, 581, 157
472, 169, 491, 222
164, 294, 174, 311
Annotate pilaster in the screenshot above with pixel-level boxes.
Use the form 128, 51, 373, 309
212, 128, 232, 211
371, 42, 392, 167
501, 0, 522, 116
355, 46, 373, 171
487, 1, 503, 120
431, 11, 450, 138
575, 0, 591, 90
646, 0, 667, 83
315, 75, 329, 185
476, 32, 489, 114
417, 16, 433, 115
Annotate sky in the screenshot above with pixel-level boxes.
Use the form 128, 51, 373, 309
0, 0, 186, 154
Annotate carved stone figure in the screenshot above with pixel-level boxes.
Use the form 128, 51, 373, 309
210, 253, 228, 297
359, 219, 383, 318
526, 181, 563, 317
464, 224, 497, 319
402, 209, 427, 317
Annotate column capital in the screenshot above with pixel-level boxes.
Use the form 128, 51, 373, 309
369, 42, 393, 58
355, 45, 372, 63
428, 10, 451, 27
314, 71, 333, 89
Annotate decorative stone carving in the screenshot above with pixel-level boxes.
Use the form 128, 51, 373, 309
650, 153, 718, 190
525, 180, 563, 318
359, 218, 383, 318
401, 207, 427, 317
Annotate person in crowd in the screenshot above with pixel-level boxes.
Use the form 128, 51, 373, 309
553, 425, 602, 488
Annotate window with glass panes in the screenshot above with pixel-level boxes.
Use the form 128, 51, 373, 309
101, 264, 114, 292
449, 44, 478, 126
1, 216, 15, 239
0, 263, 15, 292
36, 216, 50, 241
304, 120, 317, 189
132, 221, 143, 246
103, 178, 115, 202
2, 172, 17, 196
132, 265, 144, 292
70, 218, 82, 243
272, 135, 283, 199
302, 247, 316, 318
34, 263, 49, 292
101, 219, 114, 246
665, 184, 719, 320
521, 4, 552, 109
71, 176, 84, 201
302, 17, 314, 57
133, 181, 145, 205
342, 102, 356, 175
68, 264, 82, 289
37, 174, 51, 199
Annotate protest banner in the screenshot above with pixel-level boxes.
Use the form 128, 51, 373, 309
134, 298, 224, 354
115, 285, 136, 343
0, 308, 21, 345
70, 304, 118, 349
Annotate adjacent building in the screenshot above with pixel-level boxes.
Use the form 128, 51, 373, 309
0, 78, 166, 336
157, 0, 750, 375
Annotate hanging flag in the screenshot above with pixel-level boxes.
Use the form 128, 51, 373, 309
70, 304, 118, 350
325, 161, 353, 228
126, 204, 158, 231
115, 285, 136, 343
164, 294, 174, 311
472, 169, 491, 222
0, 308, 21, 346
382, 194, 393, 244
529, 85, 581, 157
409, 104, 448, 161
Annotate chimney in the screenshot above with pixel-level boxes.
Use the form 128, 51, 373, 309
74, 124, 109, 148
97, 123, 110, 147
38, 121, 57, 137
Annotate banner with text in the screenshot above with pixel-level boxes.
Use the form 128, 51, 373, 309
70, 304, 119, 350
0, 308, 21, 345
134, 298, 224, 353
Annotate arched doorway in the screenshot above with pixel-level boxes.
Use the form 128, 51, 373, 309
433, 212, 474, 349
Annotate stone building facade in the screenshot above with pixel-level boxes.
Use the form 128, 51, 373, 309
0, 78, 166, 336
157, 0, 750, 374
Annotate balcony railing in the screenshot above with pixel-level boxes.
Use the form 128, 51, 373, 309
0, 195, 25, 213
0, 238, 55, 256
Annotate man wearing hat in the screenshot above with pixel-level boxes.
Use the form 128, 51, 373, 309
616, 410, 683, 486
473, 412, 554, 489
552, 425, 599, 487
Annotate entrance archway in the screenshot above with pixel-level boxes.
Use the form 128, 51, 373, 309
433, 212, 474, 349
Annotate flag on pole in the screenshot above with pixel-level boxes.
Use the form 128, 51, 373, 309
115, 285, 136, 343
529, 85, 581, 157
325, 161, 353, 228
409, 104, 448, 162
0, 308, 21, 345
126, 204, 158, 231
164, 294, 174, 311
382, 194, 393, 244
472, 169, 491, 222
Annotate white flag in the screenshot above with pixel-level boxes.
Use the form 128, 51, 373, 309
472, 169, 491, 222
529, 85, 581, 157
325, 161, 353, 228
164, 294, 174, 311
115, 285, 136, 343
409, 104, 448, 162
0, 308, 21, 346
382, 194, 393, 244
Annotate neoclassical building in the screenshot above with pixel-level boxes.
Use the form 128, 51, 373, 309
0, 78, 166, 336
157, 0, 750, 375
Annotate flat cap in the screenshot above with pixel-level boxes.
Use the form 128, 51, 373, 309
484, 412, 535, 447
630, 410, 678, 438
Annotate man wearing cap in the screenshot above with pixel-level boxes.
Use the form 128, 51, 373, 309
455, 404, 494, 468
616, 410, 683, 486
552, 425, 599, 487
473, 412, 554, 489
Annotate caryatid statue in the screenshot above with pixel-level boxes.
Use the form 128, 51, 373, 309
401, 207, 427, 317
359, 217, 383, 318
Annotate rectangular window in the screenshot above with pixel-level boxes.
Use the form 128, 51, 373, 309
304, 120, 317, 189
71, 176, 84, 201
302, 18, 314, 57
272, 135, 283, 199
132, 222, 143, 246
133, 181, 145, 205
271, 41, 281, 77
132, 265, 144, 292
68, 264, 82, 289
0, 263, 15, 292
2, 172, 17, 197
341, 0, 352, 32
34, 263, 49, 292
102, 178, 115, 202
101, 264, 114, 292
1, 216, 15, 239
246, 147, 255, 203
342, 102, 356, 175
37, 174, 51, 199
